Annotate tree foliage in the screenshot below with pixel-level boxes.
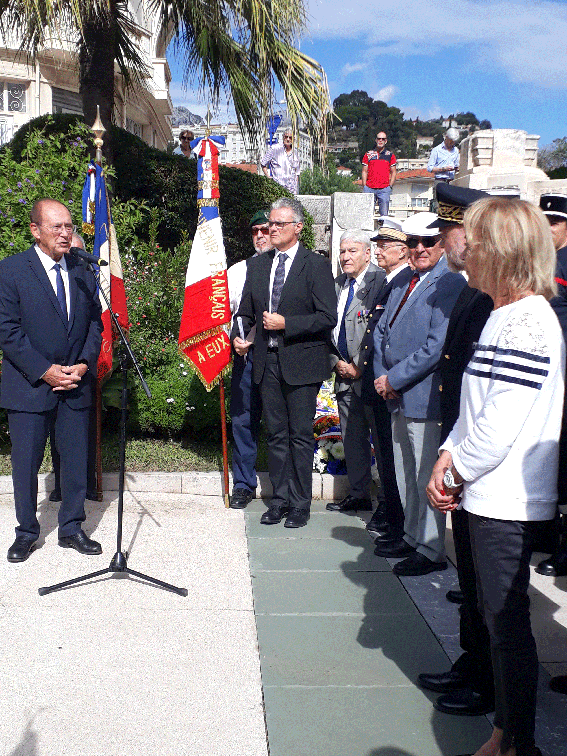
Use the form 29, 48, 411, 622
299, 165, 358, 196
539, 138, 567, 174
0, 0, 332, 158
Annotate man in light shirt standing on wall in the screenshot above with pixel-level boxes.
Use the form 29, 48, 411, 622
427, 128, 460, 187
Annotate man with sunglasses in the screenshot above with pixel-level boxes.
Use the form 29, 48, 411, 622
373, 212, 466, 575
261, 128, 301, 194
0, 199, 103, 562
233, 197, 336, 528
361, 132, 397, 216
227, 210, 272, 509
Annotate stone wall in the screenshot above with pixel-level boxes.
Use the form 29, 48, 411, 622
298, 192, 374, 275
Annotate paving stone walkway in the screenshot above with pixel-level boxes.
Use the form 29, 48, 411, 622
244, 499, 567, 756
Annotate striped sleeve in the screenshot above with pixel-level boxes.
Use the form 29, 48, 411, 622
450, 312, 551, 482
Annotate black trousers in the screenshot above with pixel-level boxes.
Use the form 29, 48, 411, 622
450, 508, 494, 700
8, 402, 90, 539
369, 396, 404, 529
469, 513, 544, 756
260, 351, 319, 510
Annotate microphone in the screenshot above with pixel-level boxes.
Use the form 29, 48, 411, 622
68, 246, 109, 266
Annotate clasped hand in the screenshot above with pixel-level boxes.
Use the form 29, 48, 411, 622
43, 363, 87, 392
426, 450, 463, 513
233, 337, 252, 356
374, 374, 400, 401
336, 360, 361, 380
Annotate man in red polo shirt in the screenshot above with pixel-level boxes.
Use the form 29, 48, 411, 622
361, 131, 397, 216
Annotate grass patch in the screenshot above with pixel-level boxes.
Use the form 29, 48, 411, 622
0, 433, 269, 476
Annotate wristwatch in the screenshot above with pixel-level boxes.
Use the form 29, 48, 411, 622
443, 468, 459, 489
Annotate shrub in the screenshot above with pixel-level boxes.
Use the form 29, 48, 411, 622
7, 114, 315, 264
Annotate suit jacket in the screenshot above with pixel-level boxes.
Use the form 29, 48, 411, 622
374, 255, 467, 420
330, 262, 385, 395
0, 245, 103, 412
439, 285, 493, 442
556, 246, 567, 298
234, 244, 337, 386
359, 264, 414, 405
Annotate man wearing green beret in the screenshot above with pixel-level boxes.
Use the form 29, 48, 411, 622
227, 210, 272, 508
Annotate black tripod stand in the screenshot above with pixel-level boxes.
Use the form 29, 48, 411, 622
39, 262, 187, 597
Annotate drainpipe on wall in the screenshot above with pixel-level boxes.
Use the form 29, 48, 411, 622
35, 63, 40, 116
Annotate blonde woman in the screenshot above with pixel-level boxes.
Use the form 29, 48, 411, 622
427, 197, 564, 756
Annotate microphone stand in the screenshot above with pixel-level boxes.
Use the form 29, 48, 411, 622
39, 261, 187, 597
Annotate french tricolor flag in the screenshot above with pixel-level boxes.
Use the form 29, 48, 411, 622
178, 136, 232, 389
82, 161, 129, 381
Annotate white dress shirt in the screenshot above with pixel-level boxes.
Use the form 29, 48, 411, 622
332, 264, 370, 347
268, 241, 299, 309
35, 245, 70, 317
385, 262, 409, 283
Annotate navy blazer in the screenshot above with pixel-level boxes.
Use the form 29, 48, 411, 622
374, 256, 466, 420
0, 245, 103, 412
234, 244, 337, 386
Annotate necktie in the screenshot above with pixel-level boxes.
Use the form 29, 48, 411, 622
389, 271, 419, 328
337, 277, 356, 362
270, 252, 288, 314
53, 263, 68, 323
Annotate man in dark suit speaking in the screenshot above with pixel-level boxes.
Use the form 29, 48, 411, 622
0, 199, 103, 562
233, 198, 337, 528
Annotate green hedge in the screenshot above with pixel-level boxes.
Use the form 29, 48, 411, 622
7, 114, 315, 266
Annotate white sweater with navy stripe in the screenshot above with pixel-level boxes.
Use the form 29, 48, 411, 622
441, 295, 565, 521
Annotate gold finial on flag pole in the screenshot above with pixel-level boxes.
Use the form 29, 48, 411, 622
91, 105, 106, 165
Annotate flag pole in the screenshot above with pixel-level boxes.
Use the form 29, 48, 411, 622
91, 105, 105, 503
203, 107, 231, 509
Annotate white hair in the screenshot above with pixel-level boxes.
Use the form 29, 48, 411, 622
340, 230, 371, 249
445, 128, 459, 142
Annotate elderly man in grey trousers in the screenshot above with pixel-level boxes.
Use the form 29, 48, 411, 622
373, 212, 466, 576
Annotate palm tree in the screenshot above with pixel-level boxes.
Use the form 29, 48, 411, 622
0, 0, 331, 158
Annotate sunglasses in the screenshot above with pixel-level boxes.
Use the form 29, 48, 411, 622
251, 225, 269, 235
406, 235, 441, 249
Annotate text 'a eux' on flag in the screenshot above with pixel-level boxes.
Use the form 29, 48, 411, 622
82, 160, 129, 381
178, 135, 231, 390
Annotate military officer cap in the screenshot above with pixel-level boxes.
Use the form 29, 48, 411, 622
539, 194, 567, 221
249, 209, 269, 227
431, 184, 490, 228
370, 216, 407, 242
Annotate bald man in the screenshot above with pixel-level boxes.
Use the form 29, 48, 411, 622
0, 198, 103, 562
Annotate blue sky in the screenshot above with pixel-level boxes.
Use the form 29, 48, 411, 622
168, 0, 567, 147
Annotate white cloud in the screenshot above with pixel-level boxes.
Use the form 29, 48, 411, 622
341, 62, 367, 77
307, 0, 567, 89
374, 85, 398, 103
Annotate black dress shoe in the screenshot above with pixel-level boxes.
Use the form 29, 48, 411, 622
284, 508, 310, 528
86, 490, 100, 502
7, 536, 37, 563
535, 549, 567, 577
392, 552, 447, 576
550, 674, 567, 694
58, 530, 102, 555
230, 488, 255, 509
326, 494, 372, 512
446, 589, 465, 604
418, 669, 469, 693
49, 489, 62, 502
434, 688, 495, 716
260, 505, 289, 525
372, 526, 404, 544
374, 539, 415, 557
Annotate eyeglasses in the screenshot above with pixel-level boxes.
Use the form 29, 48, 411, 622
406, 235, 441, 249
251, 225, 270, 235
267, 220, 297, 228
377, 243, 405, 251
36, 223, 77, 235
376, 137, 387, 141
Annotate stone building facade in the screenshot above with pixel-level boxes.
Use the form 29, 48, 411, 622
0, 2, 172, 148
